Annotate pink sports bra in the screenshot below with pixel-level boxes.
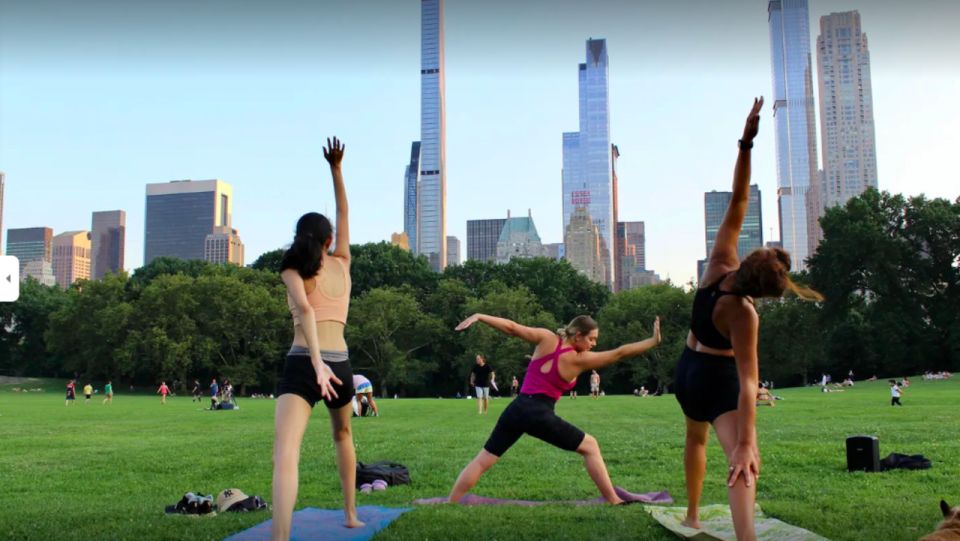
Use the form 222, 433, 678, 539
287, 256, 351, 325
519, 337, 577, 401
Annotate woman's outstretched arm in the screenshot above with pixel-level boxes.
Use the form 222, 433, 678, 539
455, 314, 555, 346
324, 137, 350, 261
571, 317, 661, 371
709, 98, 764, 272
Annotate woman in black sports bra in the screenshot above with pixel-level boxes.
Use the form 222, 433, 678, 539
674, 98, 821, 541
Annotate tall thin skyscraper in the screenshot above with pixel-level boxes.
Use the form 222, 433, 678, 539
817, 11, 878, 209
617, 221, 646, 292
446, 235, 461, 266
768, 0, 820, 270
562, 38, 615, 288
611, 145, 621, 291
91, 210, 126, 279
704, 185, 764, 259
403, 141, 421, 253
417, 0, 446, 271
144, 179, 232, 265
0, 172, 5, 254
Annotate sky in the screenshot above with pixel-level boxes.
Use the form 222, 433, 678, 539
1, 0, 958, 285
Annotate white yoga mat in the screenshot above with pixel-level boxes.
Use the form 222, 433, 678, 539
645, 504, 829, 541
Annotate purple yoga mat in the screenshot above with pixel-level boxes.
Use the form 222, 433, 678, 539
414, 486, 672, 506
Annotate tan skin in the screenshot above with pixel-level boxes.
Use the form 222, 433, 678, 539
447, 314, 661, 504
681, 98, 764, 540
273, 137, 364, 538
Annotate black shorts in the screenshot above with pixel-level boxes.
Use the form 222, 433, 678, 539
483, 394, 586, 457
674, 347, 740, 423
278, 353, 354, 409
85, 394, 91, 399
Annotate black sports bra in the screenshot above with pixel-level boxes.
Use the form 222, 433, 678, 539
690, 273, 743, 350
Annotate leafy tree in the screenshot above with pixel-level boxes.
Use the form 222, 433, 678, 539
46, 272, 133, 381
349, 242, 437, 300
0, 278, 69, 376
346, 287, 444, 396
249, 248, 286, 273
755, 297, 827, 387
595, 284, 692, 394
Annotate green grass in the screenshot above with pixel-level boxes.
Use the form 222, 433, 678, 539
0, 377, 956, 540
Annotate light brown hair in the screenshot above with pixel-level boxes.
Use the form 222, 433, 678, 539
557, 315, 599, 340
733, 248, 823, 301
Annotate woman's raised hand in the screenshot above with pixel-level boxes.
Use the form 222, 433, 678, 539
742, 97, 764, 143
323, 136, 345, 168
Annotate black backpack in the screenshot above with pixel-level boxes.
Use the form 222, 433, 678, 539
880, 453, 932, 471
356, 461, 411, 487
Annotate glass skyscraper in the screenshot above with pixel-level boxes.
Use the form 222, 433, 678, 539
817, 11, 878, 209
6, 227, 52, 278
562, 38, 614, 288
704, 185, 764, 259
403, 141, 421, 254
417, 0, 446, 271
466, 218, 506, 262
91, 210, 125, 279
0, 172, 5, 254
768, 0, 820, 271
144, 179, 232, 265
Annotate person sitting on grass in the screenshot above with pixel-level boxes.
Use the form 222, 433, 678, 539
447, 313, 661, 505
756, 384, 775, 407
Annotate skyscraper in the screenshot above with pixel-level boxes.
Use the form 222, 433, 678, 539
562, 38, 615, 288
52, 231, 92, 287
6, 227, 52, 278
446, 235, 461, 266
144, 179, 233, 265
417, 0, 446, 271
564, 207, 605, 284
611, 145, 621, 291
704, 185, 764, 259
768, 0, 820, 270
466, 218, 506, 262
617, 221, 646, 291
204, 226, 244, 266
91, 210, 126, 279
817, 11, 879, 209
403, 141, 421, 253
0, 172, 5, 254
496, 210, 544, 264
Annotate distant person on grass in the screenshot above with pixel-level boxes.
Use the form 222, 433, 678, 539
673, 98, 822, 540
273, 136, 363, 536
890, 380, 904, 406
470, 354, 494, 414
65, 380, 76, 406
353, 374, 379, 417
590, 370, 601, 400
83, 383, 93, 404
447, 313, 661, 504
157, 382, 170, 405
210, 379, 219, 410
102, 381, 113, 405
510, 376, 519, 397
191, 379, 201, 402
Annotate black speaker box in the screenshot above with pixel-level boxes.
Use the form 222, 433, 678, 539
846, 435, 880, 472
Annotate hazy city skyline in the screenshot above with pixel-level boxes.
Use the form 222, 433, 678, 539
1, 0, 958, 284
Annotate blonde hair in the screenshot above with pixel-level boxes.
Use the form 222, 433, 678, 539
557, 315, 598, 340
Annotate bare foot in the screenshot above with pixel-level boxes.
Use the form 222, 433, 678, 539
681, 517, 701, 529
608, 497, 626, 505
344, 517, 365, 529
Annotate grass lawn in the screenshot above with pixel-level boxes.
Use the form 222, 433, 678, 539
0, 377, 956, 540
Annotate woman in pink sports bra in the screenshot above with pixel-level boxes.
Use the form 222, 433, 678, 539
447, 313, 661, 504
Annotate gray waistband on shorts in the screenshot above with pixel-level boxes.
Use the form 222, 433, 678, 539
287, 345, 349, 362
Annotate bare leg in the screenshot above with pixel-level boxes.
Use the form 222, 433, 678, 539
482, 396, 489, 414
576, 434, 623, 504
449, 449, 499, 502
682, 417, 709, 528
329, 403, 364, 528
271, 394, 312, 541
714, 411, 757, 541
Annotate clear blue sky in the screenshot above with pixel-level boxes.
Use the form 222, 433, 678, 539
1, 0, 958, 284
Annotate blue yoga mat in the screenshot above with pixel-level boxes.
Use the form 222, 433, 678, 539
223, 505, 412, 541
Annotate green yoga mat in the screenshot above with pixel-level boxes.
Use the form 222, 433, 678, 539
644, 504, 828, 541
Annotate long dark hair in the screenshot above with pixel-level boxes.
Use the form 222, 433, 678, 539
280, 212, 333, 279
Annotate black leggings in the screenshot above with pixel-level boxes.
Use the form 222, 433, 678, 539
483, 394, 585, 457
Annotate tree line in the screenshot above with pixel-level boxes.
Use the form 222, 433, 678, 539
1, 189, 956, 395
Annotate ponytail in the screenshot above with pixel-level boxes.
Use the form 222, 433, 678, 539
558, 315, 598, 340
280, 212, 333, 279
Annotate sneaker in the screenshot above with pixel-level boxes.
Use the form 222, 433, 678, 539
372, 479, 388, 491
360, 483, 373, 494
